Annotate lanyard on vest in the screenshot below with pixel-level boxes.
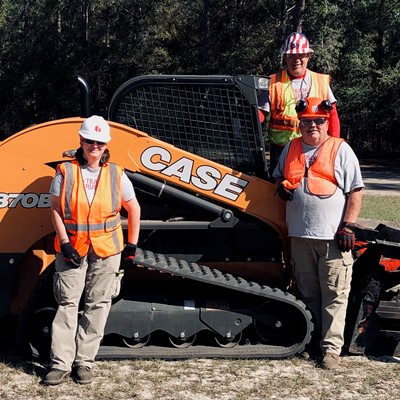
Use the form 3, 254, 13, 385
304, 145, 322, 177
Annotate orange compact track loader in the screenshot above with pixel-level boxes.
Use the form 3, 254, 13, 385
0, 75, 399, 360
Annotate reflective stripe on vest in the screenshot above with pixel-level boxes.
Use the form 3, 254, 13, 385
282, 137, 344, 196
268, 70, 330, 146
54, 161, 124, 258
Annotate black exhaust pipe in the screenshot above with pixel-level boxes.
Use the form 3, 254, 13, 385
78, 75, 92, 118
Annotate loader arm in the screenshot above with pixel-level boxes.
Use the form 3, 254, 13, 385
1, 117, 287, 242
0, 149, 56, 317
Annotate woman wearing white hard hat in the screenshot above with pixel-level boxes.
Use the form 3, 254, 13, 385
44, 115, 141, 385
258, 32, 341, 179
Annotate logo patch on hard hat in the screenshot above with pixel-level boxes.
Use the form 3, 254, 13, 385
312, 105, 318, 113
95, 125, 102, 132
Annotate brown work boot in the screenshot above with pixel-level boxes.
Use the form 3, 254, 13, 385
321, 352, 340, 370
73, 366, 93, 384
42, 369, 70, 385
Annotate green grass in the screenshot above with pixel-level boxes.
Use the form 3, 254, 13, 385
359, 195, 400, 223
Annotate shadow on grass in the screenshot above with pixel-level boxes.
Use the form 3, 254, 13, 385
0, 335, 49, 381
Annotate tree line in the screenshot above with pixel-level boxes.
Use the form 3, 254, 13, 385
0, 0, 399, 156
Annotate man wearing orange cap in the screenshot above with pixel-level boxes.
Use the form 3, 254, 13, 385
272, 98, 363, 370
259, 32, 341, 178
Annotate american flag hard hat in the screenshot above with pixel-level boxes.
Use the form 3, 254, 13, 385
283, 32, 313, 54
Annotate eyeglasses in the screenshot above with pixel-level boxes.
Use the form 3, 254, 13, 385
300, 118, 327, 126
82, 138, 106, 146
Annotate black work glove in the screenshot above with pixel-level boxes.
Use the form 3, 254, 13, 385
336, 222, 357, 252
276, 183, 294, 201
122, 243, 137, 267
60, 242, 82, 268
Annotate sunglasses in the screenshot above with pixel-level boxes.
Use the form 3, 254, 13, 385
300, 118, 327, 126
82, 138, 106, 146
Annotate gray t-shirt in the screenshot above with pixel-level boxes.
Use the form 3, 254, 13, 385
273, 140, 364, 239
50, 164, 136, 204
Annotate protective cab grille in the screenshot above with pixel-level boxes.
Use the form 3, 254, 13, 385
108, 75, 266, 176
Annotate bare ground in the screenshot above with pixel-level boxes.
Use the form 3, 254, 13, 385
0, 355, 400, 400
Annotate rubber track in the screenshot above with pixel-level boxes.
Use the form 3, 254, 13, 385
98, 248, 313, 360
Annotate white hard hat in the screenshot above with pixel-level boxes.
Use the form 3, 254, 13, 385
79, 115, 111, 143
283, 32, 313, 55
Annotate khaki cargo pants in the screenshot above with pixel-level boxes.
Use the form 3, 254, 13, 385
50, 248, 122, 371
290, 237, 353, 355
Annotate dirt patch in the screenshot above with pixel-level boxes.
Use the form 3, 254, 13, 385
1, 355, 400, 399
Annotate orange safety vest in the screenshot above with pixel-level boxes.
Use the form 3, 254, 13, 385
54, 160, 124, 258
282, 137, 344, 196
268, 69, 330, 146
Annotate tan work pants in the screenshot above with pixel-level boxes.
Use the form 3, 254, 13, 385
50, 249, 122, 371
290, 237, 353, 355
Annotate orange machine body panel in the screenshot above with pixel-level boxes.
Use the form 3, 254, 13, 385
0, 117, 287, 251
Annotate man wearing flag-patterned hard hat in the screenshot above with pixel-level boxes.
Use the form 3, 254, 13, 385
258, 32, 341, 179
